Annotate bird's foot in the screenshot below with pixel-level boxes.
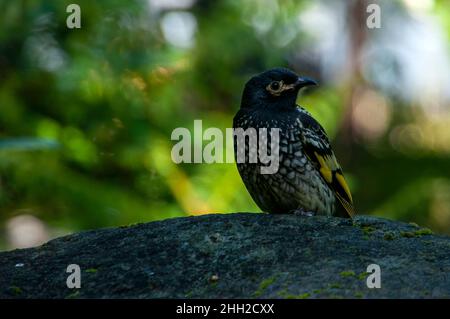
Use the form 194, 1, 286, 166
289, 209, 315, 217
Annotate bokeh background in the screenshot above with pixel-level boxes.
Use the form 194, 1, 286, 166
1, 0, 450, 250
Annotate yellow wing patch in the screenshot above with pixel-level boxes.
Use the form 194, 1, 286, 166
313, 151, 339, 182
313, 151, 355, 218
314, 152, 332, 183
335, 172, 353, 202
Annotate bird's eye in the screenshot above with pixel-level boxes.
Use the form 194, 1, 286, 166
267, 81, 284, 95
270, 81, 281, 91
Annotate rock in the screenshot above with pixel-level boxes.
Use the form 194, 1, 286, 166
0, 213, 449, 298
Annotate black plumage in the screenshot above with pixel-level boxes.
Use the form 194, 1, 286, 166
233, 68, 355, 217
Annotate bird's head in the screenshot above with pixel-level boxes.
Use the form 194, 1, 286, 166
240, 67, 317, 110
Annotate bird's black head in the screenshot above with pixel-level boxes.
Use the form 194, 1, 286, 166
240, 67, 317, 111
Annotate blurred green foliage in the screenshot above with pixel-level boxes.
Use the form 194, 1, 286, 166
1, 0, 450, 249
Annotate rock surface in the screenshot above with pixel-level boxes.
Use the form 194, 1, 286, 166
0, 213, 449, 298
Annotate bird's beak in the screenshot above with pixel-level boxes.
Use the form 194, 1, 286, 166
295, 76, 317, 89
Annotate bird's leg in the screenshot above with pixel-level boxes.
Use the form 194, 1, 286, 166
289, 208, 316, 217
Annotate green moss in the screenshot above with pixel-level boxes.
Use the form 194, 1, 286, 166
330, 283, 342, 289
254, 276, 277, 297
401, 228, 433, 238
361, 226, 376, 235
209, 281, 218, 288
400, 231, 415, 238
10, 286, 22, 296
357, 272, 367, 280
276, 288, 288, 297
383, 232, 395, 240
85, 268, 98, 273
259, 277, 276, 290
279, 290, 310, 299
415, 228, 433, 236
313, 289, 323, 294
339, 270, 356, 278
354, 222, 376, 235
354, 292, 364, 298
65, 291, 80, 299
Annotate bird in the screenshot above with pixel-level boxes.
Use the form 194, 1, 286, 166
233, 67, 355, 218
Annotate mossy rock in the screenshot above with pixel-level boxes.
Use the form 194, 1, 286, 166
0, 213, 449, 298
